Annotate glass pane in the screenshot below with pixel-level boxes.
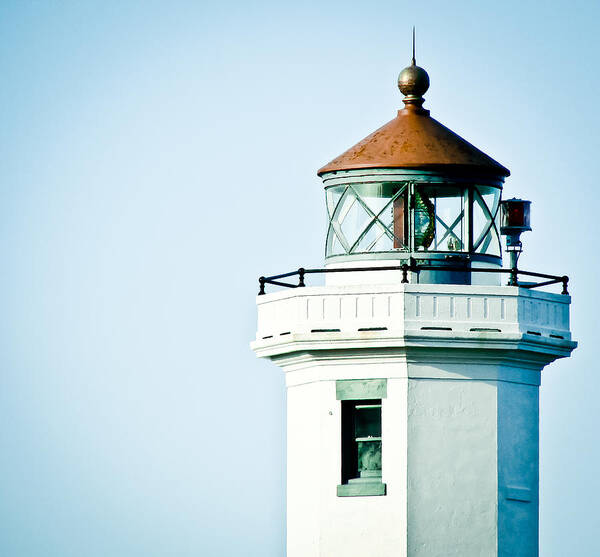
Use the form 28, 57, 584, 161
472, 191, 491, 251
351, 220, 379, 252
370, 229, 394, 252
370, 199, 408, 250
479, 187, 500, 220
339, 194, 373, 249
327, 226, 346, 256
353, 182, 405, 216
335, 188, 356, 223
326, 181, 409, 256
476, 229, 492, 254
489, 226, 501, 256
415, 185, 466, 252
434, 194, 464, 251
357, 440, 382, 475
352, 219, 392, 252
355, 405, 381, 438
326, 186, 346, 219
353, 183, 390, 215
476, 225, 501, 256
473, 186, 501, 255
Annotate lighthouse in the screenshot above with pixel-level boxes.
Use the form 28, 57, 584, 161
251, 54, 576, 557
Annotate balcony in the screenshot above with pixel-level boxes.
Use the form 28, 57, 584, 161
253, 281, 573, 360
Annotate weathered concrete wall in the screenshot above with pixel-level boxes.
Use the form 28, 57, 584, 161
498, 379, 539, 557
407, 376, 498, 557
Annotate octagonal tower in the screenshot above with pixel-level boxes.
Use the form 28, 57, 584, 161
252, 55, 576, 557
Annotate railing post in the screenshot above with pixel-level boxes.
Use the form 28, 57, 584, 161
401, 263, 409, 284
258, 277, 265, 295
298, 268, 305, 287
562, 276, 569, 295
507, 249, 519, 286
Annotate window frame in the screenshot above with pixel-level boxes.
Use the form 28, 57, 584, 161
336, 379, 387, 497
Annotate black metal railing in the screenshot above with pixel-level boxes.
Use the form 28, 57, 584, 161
257, 261, 569, 296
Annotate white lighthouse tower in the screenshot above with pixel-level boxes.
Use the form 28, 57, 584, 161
252, 55, 576, 557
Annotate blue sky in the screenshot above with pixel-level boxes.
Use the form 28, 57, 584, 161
0, 1, 598, 555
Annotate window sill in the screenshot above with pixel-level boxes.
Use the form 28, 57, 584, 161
337, 482, 386, 497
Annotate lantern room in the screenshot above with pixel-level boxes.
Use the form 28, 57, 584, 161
318, 58, 510, 283
323, 173, 502, 259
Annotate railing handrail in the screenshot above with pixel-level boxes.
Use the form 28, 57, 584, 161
258, 261, 569, 296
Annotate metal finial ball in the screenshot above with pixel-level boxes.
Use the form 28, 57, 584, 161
398, 64, 430, 98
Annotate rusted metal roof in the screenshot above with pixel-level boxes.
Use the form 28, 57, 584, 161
318, 78, 510, 179
318, 106, 510, 177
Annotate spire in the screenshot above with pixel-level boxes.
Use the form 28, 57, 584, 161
398, 28, 430, 111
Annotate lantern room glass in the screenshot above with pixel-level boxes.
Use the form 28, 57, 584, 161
472, 186, 501, 257
325, 183, 408, 256
325, 181, 502, 259
414, 184, 466, 252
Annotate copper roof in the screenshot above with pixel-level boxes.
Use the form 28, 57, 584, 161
318, 65, 510, 178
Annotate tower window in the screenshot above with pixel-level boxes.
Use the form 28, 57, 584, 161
336, 379, 387, 497
341, 400, 382, 481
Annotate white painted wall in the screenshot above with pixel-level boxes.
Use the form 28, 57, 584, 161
286, 381, 321, 556
284, 359, 408, 557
